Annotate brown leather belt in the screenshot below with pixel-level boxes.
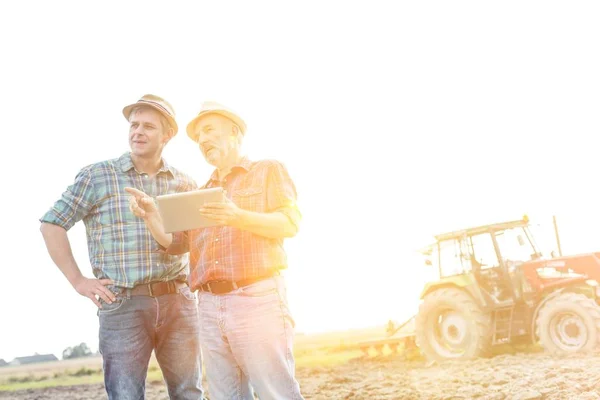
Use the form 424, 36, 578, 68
196, 272, 279, 295
131, 280, 188, 297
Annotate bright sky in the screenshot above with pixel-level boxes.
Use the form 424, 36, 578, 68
1, 1, 600, 362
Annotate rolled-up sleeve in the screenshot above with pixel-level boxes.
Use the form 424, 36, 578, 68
266, 161, 301, 231
39, 168, 96, 230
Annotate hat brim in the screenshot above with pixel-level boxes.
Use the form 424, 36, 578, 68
186, 110, 247, 142
123, 103, 178, 135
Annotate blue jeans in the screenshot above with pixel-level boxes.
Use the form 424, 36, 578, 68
198, 275, 303, 400
98, 285, 204, 399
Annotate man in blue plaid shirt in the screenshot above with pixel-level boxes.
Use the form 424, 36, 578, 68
39, 94, 204, 399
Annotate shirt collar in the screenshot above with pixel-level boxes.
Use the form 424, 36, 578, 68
207, 156, 252, 183
119, 152, 174, 176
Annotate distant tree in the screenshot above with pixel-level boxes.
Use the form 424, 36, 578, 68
62, 342, 92, 360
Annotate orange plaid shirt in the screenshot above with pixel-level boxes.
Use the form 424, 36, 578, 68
166, 158, 300, 288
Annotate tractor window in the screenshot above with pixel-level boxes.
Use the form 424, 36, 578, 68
438, 238, 468, 277
469, 233, 499, 269
495, 227, 536, 265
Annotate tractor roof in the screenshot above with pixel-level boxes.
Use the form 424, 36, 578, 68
433, 216, 529, 243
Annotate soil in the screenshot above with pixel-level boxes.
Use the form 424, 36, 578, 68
2, 352, 600, 399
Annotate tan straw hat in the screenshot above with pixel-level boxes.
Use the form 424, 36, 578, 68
122, 94, 178, 135
186, 101, 247, 142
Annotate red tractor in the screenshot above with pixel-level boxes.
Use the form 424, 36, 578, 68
414, 215, 600, 361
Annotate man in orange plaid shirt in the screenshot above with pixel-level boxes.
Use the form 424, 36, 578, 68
127, 101, 304, 400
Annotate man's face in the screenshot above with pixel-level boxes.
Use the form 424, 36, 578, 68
128, 108, 169, 158
194, 114, 239, 168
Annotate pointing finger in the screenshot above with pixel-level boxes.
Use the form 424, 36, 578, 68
125, 187, 147, 198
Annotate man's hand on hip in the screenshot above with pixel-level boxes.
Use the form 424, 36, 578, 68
73, 276, 116, 308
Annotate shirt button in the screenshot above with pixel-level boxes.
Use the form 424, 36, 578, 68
215, 238, 219, 242
215, 261, 219, 264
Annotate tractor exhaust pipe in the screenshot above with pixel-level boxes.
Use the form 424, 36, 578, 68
553, 215, 563, 257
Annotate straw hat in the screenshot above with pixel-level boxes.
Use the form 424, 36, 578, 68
122, 94, 178, 135
186, 101, 246, 142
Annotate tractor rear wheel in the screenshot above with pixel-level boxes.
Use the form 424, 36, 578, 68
416, 288, 491, 361
536, 292, 600, 354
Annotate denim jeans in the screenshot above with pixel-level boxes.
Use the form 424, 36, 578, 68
198, 275, 303, 400
98, 285, 204, 400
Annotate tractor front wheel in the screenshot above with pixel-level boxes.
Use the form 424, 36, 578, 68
416, 288, 491, 361
536, 292, 600, 354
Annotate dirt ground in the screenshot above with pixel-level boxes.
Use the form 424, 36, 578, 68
2, 351, 600, 399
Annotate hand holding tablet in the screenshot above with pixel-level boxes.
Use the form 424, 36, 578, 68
125, 187, 226, 233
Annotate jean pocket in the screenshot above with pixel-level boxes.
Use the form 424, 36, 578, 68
179, 286, 197, 301
238, 279, 277, 297
97, 297, 126, 315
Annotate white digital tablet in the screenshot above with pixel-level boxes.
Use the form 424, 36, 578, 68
156, 187, 225, 233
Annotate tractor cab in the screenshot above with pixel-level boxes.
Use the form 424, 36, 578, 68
421, 216, 589, 307
422, 217, 542, 305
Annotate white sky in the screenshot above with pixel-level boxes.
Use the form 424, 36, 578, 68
1, 1, 600, 361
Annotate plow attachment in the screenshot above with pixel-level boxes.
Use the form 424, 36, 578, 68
356, 315, 418, 357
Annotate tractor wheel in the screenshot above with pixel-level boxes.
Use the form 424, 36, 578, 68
536, 292, 600, 354
416, 288, 491, 361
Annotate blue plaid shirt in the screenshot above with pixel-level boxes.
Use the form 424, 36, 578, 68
40, 152, 197, 288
